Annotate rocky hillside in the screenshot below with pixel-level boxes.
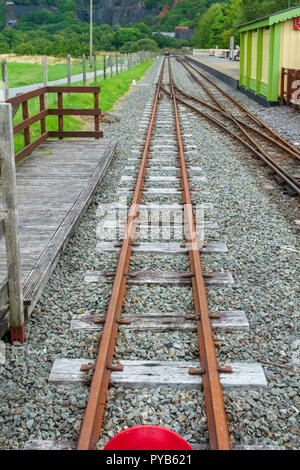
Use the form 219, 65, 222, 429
10, 0, 161, 27
10, 0, 222, 30
77, 0, 160, 27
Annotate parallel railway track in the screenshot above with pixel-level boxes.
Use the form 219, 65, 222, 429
77, 57, 232, 450
173, 57, 300, 198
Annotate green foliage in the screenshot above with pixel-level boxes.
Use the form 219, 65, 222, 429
2, 0, 297, 56
239, 0, 299, 23
193, 0, 298, 49
0, 0, 5, 31
153, 0, 227, 32
120, 38, 159, 53
153, 33, 189, 49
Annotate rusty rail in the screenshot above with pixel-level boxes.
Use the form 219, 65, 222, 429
167, 57, 231, 450
181, 57, 300, 159
76, 59, 166, 451
6, 86, 103, 164
174, 57, 300, 197
76, 56, 233, 451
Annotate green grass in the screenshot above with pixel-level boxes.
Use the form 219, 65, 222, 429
13, 59, 154, 156
7, 60, 101, 88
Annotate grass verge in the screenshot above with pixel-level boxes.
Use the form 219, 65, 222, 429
13, 59, 154, 156
7, 61, 86, 88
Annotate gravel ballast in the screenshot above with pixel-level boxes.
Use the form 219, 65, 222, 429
0, 58, 299, 450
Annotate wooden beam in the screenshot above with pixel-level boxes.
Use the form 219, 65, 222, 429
0, 103, 25, 343
48, 359, 267, 389
1, 59, 9, 101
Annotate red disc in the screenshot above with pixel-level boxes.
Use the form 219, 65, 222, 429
103, 425, 193, 450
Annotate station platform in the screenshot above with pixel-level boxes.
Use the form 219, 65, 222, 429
0, 139, 117, 337
185, 54, 240, 90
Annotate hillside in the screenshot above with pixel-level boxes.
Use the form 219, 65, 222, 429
6, 0, 226, 31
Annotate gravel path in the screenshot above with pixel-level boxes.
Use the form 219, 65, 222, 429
0, 58, 299, 450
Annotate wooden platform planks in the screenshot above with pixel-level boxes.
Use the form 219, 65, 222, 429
0, 139, 117, 335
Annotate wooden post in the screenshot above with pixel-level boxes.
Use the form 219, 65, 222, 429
82, 54, 87, 86
110, 55, 113, 78
120, 54, 123, 73
43, 56, 48, 108
94, 54, 97, 82
39, 93, 46, 135
0, 103, 25, 343
280, 67, 286, 105
1, 59, 9, 101
58, 92, 63, 139
116, 54, 118, 75
103, 55, 106, 80
94, 92, 100, 139
67, 54, 71, 87
22, 100, 30, 148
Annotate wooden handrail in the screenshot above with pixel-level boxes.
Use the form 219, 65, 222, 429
6, 86, 103, 164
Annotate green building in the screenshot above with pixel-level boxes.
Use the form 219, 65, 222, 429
237, 6, 300, 104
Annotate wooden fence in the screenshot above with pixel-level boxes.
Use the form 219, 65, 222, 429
0, 85, 105, 342
6, 86, 103, 164
1, 51, 157, 100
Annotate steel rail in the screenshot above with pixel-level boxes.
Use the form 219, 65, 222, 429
166, 61, 300, 196
172, 83, 300, 162
160, 83, 300, 196
76, 58, 166, 450
167, 56, 231, 450
177, 57, 300, 164
180, 57, 300, 160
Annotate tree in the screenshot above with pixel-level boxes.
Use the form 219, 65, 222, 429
193, 3, 225, 48
112, 27, 143, 48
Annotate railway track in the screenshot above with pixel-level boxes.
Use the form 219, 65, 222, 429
76, 56, 232, 450
43, 57, 271, 451
172, 56, 300, 198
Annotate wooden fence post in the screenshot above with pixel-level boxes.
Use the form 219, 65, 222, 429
103, 55, 106, 80
67, 54, 71, 86
94, 54, 97, 82
0, 103, 25, 343
43, 56, 48, 108
116, 54, 118, 75
82, 54, 86, 86
1, 59, 9, 101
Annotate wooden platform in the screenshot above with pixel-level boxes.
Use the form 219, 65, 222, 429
0, 139, 117, 337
